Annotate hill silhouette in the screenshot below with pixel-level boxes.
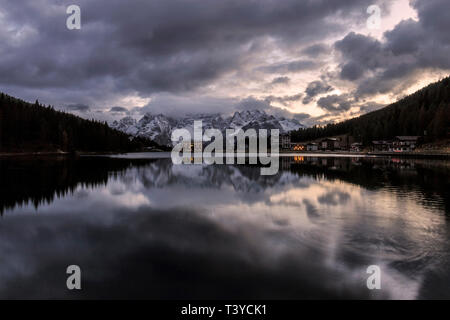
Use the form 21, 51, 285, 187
0, 93, 158, 153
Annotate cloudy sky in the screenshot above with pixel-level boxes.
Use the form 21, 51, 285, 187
0, 0, 449, 126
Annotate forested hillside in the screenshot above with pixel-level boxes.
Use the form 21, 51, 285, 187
291, 77, 450, 144
0, 93, 154, 153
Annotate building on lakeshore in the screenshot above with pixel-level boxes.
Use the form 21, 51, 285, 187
291, 143, 305, 151
350, 142, 363, 152
372, 140, 392, 152
280, 133, 291, 150
392, 136, 420, 152
306, 143, 319, 151
321, 138, 340, 151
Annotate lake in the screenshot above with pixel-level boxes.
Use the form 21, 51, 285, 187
0, 153, 449, 299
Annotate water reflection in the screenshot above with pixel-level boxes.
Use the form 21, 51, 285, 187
0, 154, 449, 299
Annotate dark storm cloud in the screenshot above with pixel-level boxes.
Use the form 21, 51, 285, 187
259, 59, 320, 74
133, 95, 236, 118
333, 0, 450, 98
334, 32, 384, 81
0, 0, 378, 104
2, 0, 449, 125
109, 106, 130, 116
312, 98, 384, 123
302, 80, 334, 104
235, 97, 309, 121
293, 113, 311, 121
264, 93, 303, 106
110, 106, 128, 113
301, 43, 331, 58
317, 94, 353, 113
413, 0, 450, 43
131, 94, 309, 122
65, 103, 90, 113
384, 19, 423, 55
358, 101, 385, 113
339, 61, 366, 81
270, 77, 290, 85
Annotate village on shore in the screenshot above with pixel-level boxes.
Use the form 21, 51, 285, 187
281, 133, 450, 156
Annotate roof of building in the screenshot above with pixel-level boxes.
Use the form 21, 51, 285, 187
395, 136, 420, 141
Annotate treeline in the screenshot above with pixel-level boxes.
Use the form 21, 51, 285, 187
0, 93, 157, 153
291, 77, 450, 144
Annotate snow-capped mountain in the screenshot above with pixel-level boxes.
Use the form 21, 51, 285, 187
111, 116, 139, 136
111, 110, 304, 146
136, 113, 175, 146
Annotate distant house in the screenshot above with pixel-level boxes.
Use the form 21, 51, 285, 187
306, 143, 318, 151
392, 136, 420, 152
291, 143, 305, 151
334, 134, 355, 150
371, 140, 392, 152
280, 133, 291, 150
350, 142, 363, 152
321, 138, 340, 150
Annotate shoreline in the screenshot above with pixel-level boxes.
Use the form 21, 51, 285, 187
0, 151, 71, 158
368, 151, 450, 159
0, 150, 131, 158
1, 150, 449, 160
281, 150, 450, 159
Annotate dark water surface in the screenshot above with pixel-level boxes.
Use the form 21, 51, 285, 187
1, 153, 449, 299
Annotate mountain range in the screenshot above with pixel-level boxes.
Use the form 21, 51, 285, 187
111, 110, 304, 146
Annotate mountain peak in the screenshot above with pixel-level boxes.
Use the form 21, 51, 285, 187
111, 110, 304, 146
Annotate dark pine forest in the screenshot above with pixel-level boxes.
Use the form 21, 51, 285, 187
291, 77, 450, 144
0, 93, 155, 153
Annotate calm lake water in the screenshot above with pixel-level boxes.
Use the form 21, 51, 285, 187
0, 153, 449, 299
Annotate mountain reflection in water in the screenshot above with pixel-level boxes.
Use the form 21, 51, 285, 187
0, 154, 449, 299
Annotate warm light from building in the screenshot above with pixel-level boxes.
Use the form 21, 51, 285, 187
293, 145, 304, 151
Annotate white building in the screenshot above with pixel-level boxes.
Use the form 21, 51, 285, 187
280, 133, 291, 150
306, 143, 318, 151
393, 136, 420, 152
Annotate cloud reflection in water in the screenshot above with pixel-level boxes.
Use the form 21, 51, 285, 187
0, 156, 449, 299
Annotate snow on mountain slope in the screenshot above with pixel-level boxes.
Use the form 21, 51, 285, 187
111, 116, 139, 136
279, 118, 303, 132
137, 113, 174, 145
111, 110, 304, 146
